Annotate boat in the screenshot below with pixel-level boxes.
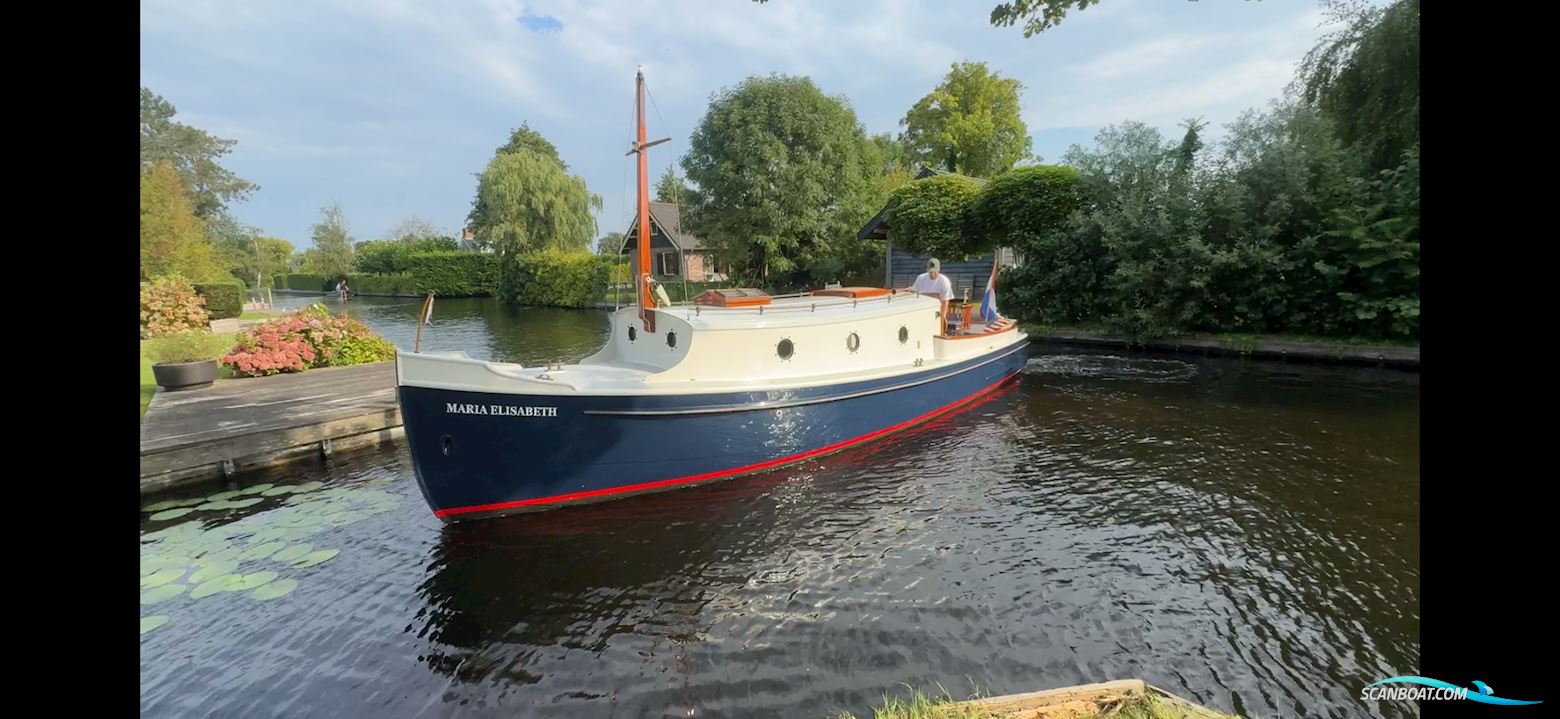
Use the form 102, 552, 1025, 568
394, 69, 1029, 521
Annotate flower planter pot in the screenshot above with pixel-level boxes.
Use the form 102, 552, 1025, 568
152, 360, 219, 391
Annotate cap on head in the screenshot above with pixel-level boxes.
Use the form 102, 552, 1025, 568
927, 258, 940, 272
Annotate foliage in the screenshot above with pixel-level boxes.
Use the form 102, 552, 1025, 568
988, 0, 1102, 37
407, 251, 499, 296
216, 234, 293, 288
900, 62, 1032, 178
654, 166, 692, 204
354, 237, 462, 275
140, 88, 258, 219
501, 249, 612, 308
309, 203, 356, 279
1296, 0, 1419, 173
382, 216, 445, 243
141, 276, 211, 339
682, 74, 881, 289
883, 175, 987, 261
494, 123, 566, 169
141, 163, 227, 282
192, 282, 244, 320
222, 304, 395, 377
347, 274, 417, 295
471, 149, 600, 259
596, 232, 625, 256
145, 331, 233, 365
284, 273, 332, 292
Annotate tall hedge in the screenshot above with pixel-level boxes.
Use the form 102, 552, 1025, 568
407, 252, 499, 297
286, 274, 333, 292
501, 249, 612, 308
348, 274, 416, 295
192, 282, 243, 320
883, 174, 987, 261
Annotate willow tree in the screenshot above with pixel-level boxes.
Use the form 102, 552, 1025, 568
471, 150, 599, 256
1297, 0, 1419, 173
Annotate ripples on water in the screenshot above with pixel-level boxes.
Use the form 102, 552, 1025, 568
143, 303, 1419, 718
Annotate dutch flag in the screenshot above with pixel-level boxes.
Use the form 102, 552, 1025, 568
979, 253, 1002, 323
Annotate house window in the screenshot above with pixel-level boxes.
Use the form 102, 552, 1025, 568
658, 252, 680, 277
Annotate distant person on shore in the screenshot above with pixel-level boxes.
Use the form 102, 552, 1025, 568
908, 258, 953, 331
337, 278, 350, 302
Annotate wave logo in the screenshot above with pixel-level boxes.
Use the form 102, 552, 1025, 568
1362, 676, 1542, 706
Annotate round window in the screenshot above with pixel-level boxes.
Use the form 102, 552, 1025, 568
846, 332, 860, 353
667, 331, 678, 349
777, 338, 795, 360
898, 326, 909, 344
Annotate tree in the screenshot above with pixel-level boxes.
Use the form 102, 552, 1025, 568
654, 166, 691, 204
470, 150, 599, 256
140, 88, 258, 220
596, 232, 625, 255
217, 234, 293, 287
682, 74, 881, 288
383, 216, 443, 243
1296, 0, 1419, 173
140, 163, 227, 281
310, 203, 356, 279
988, 0, 1102, 36
494, 123, 565, 169
900, 62, 1032, 178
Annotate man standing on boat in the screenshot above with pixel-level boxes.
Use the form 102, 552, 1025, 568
909, 258, 954, 331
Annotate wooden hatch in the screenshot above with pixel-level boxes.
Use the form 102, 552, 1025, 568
809, 286, 891, 299
693, 288, 772, 307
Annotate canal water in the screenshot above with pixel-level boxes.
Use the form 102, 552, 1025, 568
141, 296, 1420, 718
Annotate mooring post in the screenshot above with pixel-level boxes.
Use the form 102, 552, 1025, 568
321, 438, 334, 458
221, 459, 235, 480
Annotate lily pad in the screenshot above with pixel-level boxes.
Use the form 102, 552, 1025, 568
325, 512, 364, 527
190, 575, 239, 599
140, 615, 170, 635
291, 549, 340, 568
239, 483, 276, 495
141, 567, 186, 588
140, 584, 186, 605
261, 485, 297, 497
225, 497, 264, 509
251, 578, 299, 600
226, 571, 279, 591
189, 559, 239, 583
206, 490, 243, 502
295, 481, 325, 492
269, 543, 313, 563
149, 508, 195, 522
241, 541, 287, 561
195, 501, 234, 511
142, 498, 204, 512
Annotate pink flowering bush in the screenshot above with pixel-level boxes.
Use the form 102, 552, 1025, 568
222, 303, 395, 377
140, 276, 210, 338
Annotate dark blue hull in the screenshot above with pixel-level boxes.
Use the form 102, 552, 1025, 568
398, 341, 1028, 520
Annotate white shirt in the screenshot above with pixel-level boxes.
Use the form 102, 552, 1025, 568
911, 272, 953, 300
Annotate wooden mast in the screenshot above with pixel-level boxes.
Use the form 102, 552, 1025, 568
628, 68, 670, 333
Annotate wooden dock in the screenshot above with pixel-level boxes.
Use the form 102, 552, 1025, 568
140, 361, 402, 495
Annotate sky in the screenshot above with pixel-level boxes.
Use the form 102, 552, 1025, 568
140, 0, 1351, 249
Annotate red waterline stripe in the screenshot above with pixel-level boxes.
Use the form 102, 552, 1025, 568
434, 369, 1023, 518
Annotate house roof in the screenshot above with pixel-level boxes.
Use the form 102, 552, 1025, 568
619, 202, 706, 253
856, 166, 990, 241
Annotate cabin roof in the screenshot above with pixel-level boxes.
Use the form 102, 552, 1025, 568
619, 202, 706, 253
856, 167, 989, 241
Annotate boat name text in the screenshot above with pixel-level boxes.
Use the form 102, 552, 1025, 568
446, 402, 558, 417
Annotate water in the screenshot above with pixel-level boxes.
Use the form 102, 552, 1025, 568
143, 296, 1419, 718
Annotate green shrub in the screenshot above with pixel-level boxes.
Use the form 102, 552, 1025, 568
883, 174, 987, 261
501, 249, 612, 308
222, 303, 395, 377
272, 273, 289, 290
285, 274, 332, 292
407, 252, 499, 296
347, 273, 416, 295
140, 276, 210, 338
354, 237, 462, 275
145, 330, 233, 364
192, 282, 244, 319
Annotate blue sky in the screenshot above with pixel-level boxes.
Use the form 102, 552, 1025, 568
140, 0, 1349, 249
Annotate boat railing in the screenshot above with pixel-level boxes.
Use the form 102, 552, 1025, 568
671, 288, 925, 317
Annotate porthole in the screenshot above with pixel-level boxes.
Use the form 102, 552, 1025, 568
628, 326, 637, 342
441, 435, 455, 457
666, 331, 678, 349
846, 332, 860, 353
898, 326, 909, 344
777, 338, 795, 360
